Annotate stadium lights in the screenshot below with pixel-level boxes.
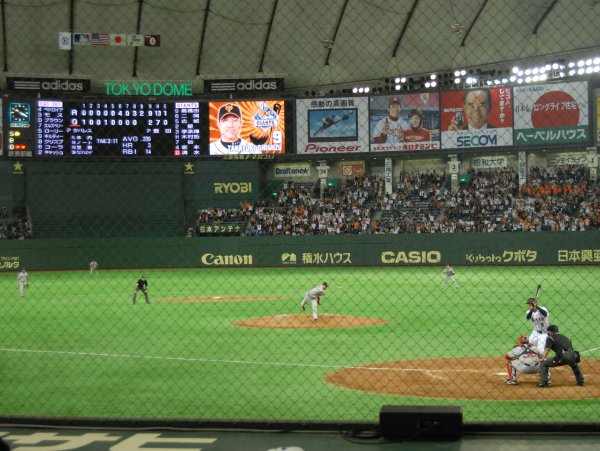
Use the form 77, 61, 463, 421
352, 86, 370, 94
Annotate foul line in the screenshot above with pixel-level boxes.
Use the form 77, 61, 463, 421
1, 347, 598, 375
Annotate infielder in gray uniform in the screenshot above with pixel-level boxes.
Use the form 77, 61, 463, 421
504, 335, 541, 385
300, 282, 328, 321
441, 264, 459, 289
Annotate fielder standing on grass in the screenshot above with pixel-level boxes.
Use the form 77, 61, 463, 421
300, 282, 328, 321
441, 264, 459, 289
525, 297, 549, 356
17, 268, 29, 298
89, 260, 99, 276
132, 275, 150, 304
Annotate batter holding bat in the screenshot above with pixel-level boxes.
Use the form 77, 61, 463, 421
526, 295, 549, 356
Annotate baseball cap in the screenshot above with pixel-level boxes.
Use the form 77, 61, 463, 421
322, 282, 328, 287
547, 325, 559, 333
218, 103, 242, 121
388, 96, 401, 106
526, 297, 537, 304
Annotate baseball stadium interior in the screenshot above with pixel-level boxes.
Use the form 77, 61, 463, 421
1, 1, 600, 450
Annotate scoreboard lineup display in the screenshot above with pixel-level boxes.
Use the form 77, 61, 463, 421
37, 100, 201, 157
3, 97, 286, 158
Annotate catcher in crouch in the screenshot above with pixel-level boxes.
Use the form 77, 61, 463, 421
504, 335, 541, 385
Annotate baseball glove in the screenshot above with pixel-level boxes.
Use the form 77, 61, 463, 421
317, 297, 321, 305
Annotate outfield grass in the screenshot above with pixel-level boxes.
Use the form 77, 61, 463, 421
1, 266, 599, 423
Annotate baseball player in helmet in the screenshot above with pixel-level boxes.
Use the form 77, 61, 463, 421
526, 297, 549, 356
504, 335, 541, 385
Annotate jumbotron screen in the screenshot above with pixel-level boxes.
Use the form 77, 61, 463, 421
208, 100, 286, 155
5, 98, 202, 157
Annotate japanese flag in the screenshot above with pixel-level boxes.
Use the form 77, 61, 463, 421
109, 34, 127, 46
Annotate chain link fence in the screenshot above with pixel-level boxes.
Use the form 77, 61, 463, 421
1, 0, 600, 428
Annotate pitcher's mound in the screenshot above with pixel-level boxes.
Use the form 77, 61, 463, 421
233, 314, 389, 329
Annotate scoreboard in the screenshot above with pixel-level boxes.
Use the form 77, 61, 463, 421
3, 96, 287, 158
5, 99, 201, 158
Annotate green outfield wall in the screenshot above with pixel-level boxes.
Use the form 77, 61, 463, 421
0, 231, 598, 271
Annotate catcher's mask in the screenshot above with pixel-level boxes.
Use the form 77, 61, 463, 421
517, 335, 529, 346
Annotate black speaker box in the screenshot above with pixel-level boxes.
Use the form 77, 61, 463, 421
379, 405, 463, 441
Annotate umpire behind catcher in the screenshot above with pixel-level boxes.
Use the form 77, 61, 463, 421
537, 324, 584, 388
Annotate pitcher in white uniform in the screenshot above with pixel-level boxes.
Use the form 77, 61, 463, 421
300, 282, 328, 321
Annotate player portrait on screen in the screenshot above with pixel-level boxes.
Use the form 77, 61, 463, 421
369, 93, 440, 151
209, 100, 285, 155
441, 88, 513, 149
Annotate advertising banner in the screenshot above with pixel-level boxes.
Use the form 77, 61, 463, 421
370, 93, 440, 151
273, 163, 311, 178
295, 97, 369, 155
441, 88, 513, 149
471, 155, 508, 169
341, 163, 364, 176
547, 152, 588, 166
208, 100, 286, 155
513, 81, 589, 146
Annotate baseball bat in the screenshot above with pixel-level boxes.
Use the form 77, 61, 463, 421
535, 284, 542, 298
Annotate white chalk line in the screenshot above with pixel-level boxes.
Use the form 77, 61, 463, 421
1, 347, 598, 375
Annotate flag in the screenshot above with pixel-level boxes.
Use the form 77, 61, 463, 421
127, 34, 144, 46
73, 33, 91, 45
144, 35, 161, 47
58, 32, 72, 50
109, 34, 127, 46
91, 32, 109, 46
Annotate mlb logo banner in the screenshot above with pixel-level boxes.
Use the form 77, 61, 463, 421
73, 32, 91, 45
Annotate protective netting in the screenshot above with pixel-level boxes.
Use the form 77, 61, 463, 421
0, 0, 599, 427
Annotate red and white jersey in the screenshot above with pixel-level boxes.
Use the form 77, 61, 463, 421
403, 127, 432, 142
506, 345, 540, 374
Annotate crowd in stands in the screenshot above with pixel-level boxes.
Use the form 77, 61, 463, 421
194, 164, 600, 236
5, 165, 597, 239
0, 208, 32, 240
